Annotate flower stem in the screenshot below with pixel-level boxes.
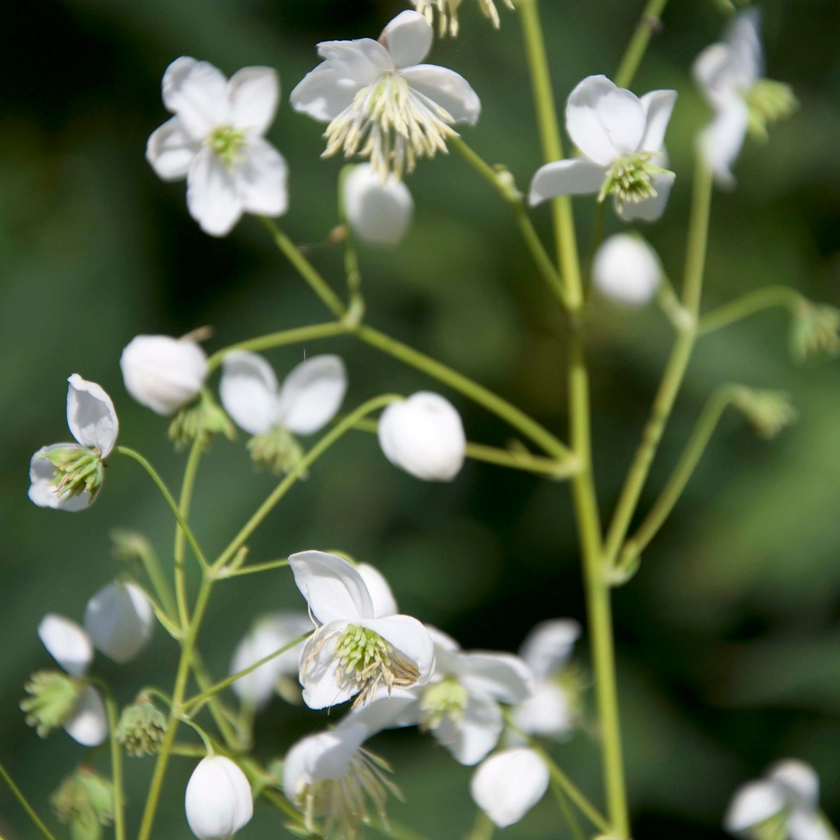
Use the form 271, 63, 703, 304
104, 688, 126, 840
338, 165, 365, 323
174, 440, 203, 628
189, 650, 240, 749
0, 760, 58, 840
550, 777, 587, 840
683, 156, 714, 318
217, 558, 290, 578
698, 286, 803, 335
131, 537, 177, 625
466, 811, 495, 840
614, 0, 670, 89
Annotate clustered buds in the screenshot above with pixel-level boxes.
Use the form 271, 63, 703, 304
115, 697, 168, 757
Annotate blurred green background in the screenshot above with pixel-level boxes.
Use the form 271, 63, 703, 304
3, 0, 840, 837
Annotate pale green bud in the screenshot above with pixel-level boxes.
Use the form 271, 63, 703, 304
50, 767, 114, 840
115, 697, 167, 757
20, 670, 83, 738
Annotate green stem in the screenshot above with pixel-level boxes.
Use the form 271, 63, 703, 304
212, 395, 402, 571
0, 760, 58, 840
104, 690, 125, 840
190, 650, 240, 749
338, 166, 365, 323
550, 778, 586, 840
116, 447, 209, 572
698, 286, 803, 335
131, 538, 177, 623
174, 440, 203, 628
218, 558, 290, 578
682, 156, 714, 317
467, 811, 495, 840
259, 217, 347, 318
614, 0, 670, 89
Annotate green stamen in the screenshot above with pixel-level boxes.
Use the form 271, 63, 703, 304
598, 152, 673, 211
419, 677, 469, 730
247, 427, 307, 476
207, 125, 247, 169
42, 447, 104, 503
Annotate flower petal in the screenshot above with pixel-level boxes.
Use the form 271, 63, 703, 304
380, 11, 433, 69
471, 748, 549, 827
700, 97, 749, 188
357, 563, 399, 617
723, 9, 764, 90
358, 615, 435, 685
343, 163, 414, 246
219, 350, 281, 436
337, 690, 421, 735
400, 65, 481, 125
511, 680, 573, 739
228, 66, 279, 135
298, 625, 359, 709
767, 759, 820, 813
435, 690, 503, 765
38, 613, 94, 676
724, 780, 786, 833
275, 355, 347, 436
528, 158, 606, 206
693, 43, 734, 109
458, 652, 534, 704
787, 811, 834, 840
236, 137, 289, 217
63, 685, 108, 747
616, 170, 674, 223
519, 619, 581, 678
162, 56, 229, 140
289, 551, 374, 624
29, 444, 97, 512
66, 374, 118, 457
187, 147, 243, 236
84, 581, 154, 664
639, 89, 677, 153
146, 116, 199, 182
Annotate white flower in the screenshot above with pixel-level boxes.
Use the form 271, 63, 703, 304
694, 11, 797, 187
120, 335, 208, 416
404, 627, 534, 766
29, 375, 118, 511
219, 352, 347, 474
229, 612, 313, 709
184, 756, 253, 840
343, 163, 414, 246
289, 551, 435, 709
290, 10, 481, 180
147, 57, 288, 237
83, 581, 154, 664
378, 392, 466, 482
413, 0, 514, 37
471, 748, 549, 828
592, 233, 662, 307
511, 619, 581, 741
529, 75, 677, 222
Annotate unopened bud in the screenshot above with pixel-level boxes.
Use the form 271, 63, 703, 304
51, 766, 114, 840
115, 697, 167, 757
21, 671, 83, 738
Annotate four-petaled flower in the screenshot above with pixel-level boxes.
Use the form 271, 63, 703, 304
147, 57, 289, 236
529, 75, 677, 223
291, 11, 481, 181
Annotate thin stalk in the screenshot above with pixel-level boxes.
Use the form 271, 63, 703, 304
369, 818, 433, 840
131, 538, 177, 622
174, 440, 203, 627
614, 0, 670, 89
190, 650, 240, 749
698, 286, 802, 335
338, 166, 365, 323
682, 156, 714, 317
116, 447, 209, 572
170, 744, 207, 758
213, 395, 403, 571
551, 778, 587, 840
0, 760, 58, 840
104, 691, 125, 840
218, 558, 289, 578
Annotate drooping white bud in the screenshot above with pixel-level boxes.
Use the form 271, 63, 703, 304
343, 164, 414, 246
378, 393, 466, 482
38, 614, 94, 677
592, 233, 662, 306
470, 748, 549, 827
83, 581, 154, 664
120, 335, 208, 415
185, 756, 253, 840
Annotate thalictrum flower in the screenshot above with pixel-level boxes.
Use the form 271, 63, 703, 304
290, 11, 481, 181
471, 748, 550, 827
378, 392, 466, 481
343, 163, 414, 246
529, 75, 677, 222
219, 352, 347, 475
29, 375, 118, 512
147, 57, 288, 236
592, 233, 663, 306
289, 551, 435, 710
83, 581, 154, 664
184, 756, 253, 840
413, 0, 514, 37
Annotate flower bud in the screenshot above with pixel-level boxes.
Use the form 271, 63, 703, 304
185, 756, 254, 840
343, 163, 414, 246
21, 671, 84, 738
115, 696, 167, 757
120, 335, 208, 416
378, 392, 466, 481
592, 233, 662, 306
84, 581, 154, 664
51, 766, 114, 840
471, 748, 549, 827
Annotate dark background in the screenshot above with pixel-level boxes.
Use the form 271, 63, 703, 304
2, 0, 840, 837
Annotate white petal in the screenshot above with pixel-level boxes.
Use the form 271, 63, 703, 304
289, 551, 374, 624
185, 756, 253, 840
724, 9, 764, 90
283, 726, 366, 796
767, 760, 820, 813
219, 350, 280, 436
519, 619, 581, 678
724, 780, 786, 833
693, 43, 735, 108
120, 335, 208, 416
29, 444, 98, 512
162, 57, 229, 140
298, 625, 359, 710
235, 137, 289, 217
400, 65, 481, 125
337, 690, 421, 735
38, 614, 93, 676
378, 392, 466, 482
343, 164, 413, 246
186, 147, 243, 237
84, 581, 154, 664
290, 40, 393, 122
471, 748, 549, 827
146, 116, 199, 182
63, 686, 108, 747
458, 653, 534, 704
358, 615, 436, 685
511, 680, 573, 739
227, 66, 279, 135
528, 158, 606, 206
380, 11, 433, 69
788, 811, 834, 840
701, 98, 749, 189
356, 563, 399, 617
436, 690, 503, 765
593, 233, 662, 306
639, 90, 677, 153
426, 625, 462, 654
616, 170, 674, 223
66, 375, 118, 457
276, 355, 347, 436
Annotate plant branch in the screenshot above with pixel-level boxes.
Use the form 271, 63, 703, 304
698, 286, 803, 335
217, 558, 290, 578
614, 0, 670, 89
174, 440, 203, 628
103, 689, 125, 840
0, 760, 58, 840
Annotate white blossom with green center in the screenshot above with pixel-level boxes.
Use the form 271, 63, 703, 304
289, 551, 434, 710
291, 11, 481, 181
529, 75, 677, 223
413, 0, 515, 37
